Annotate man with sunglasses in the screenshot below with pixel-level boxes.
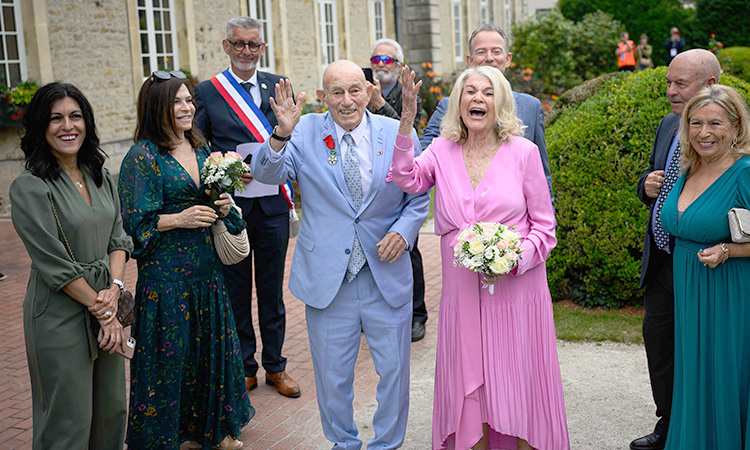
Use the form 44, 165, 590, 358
367, 38, 427, 343
194, 16, 301, 399
420, 23, 554, 207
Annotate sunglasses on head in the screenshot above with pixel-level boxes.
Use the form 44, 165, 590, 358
371, 55, 398, 65
151, 70, 187, 80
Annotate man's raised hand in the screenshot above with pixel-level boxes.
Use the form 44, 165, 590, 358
269, 79, 307, 140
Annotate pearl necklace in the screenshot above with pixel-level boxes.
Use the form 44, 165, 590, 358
74, 181, 84, 189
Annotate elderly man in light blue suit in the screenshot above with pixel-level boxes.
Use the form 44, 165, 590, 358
420, 23, 554, 205
252, 59, 430, 450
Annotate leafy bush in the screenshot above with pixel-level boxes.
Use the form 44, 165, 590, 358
717, 47, 750, 83
511, 9, 623, 93
546, 67, 750, 308
558, 0, 694, 66
692, 0, 750, 49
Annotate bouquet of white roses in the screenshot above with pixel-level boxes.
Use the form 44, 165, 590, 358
453, 222, 524, 294
201, 151, 251, 207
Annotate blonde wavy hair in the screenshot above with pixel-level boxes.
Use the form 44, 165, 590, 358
679, 84, 750, 174
440, 66, 523, 144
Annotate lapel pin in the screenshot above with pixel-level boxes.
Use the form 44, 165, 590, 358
376, 150, 383, 156
261, 83, 268, 90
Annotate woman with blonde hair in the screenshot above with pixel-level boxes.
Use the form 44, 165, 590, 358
660, 84, 750, 450
392, 65, 569, 449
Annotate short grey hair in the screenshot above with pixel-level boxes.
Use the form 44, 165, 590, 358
468, 24, 510, 55
370, 38, 404, 65
226, 16, 263, 41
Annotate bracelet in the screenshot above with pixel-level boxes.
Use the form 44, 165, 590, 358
271, 126, 292, 142
719, 243, 730, 263
394, 138, 414, 152
112, 278, 126, 294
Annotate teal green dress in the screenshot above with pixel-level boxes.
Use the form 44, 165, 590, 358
661, 156, 750, 450
118, 140, 253, 449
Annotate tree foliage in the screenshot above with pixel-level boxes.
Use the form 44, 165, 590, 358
511, 9, 623, 94
546, 68, 750, 308
558, 0, 693, 66
693, 0, 750, 49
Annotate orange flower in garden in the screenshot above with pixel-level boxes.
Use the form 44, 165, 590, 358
422, 62, 428, 69
522, 68, 534, 75
719, 43, 724, 48
509, 61, 517, 68
711, 33, 716, 38
523, 76, 532, 82
427, 62, 433, 69
551, 94, 559, 101
437, 96, 444, 101
427, 71, 436, 78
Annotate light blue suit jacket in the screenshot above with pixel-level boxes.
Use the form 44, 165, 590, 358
252, 111, 430, 309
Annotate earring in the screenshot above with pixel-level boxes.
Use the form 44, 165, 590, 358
732, 135, 738, 150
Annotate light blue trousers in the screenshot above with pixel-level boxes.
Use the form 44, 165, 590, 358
306, 266, 412, 450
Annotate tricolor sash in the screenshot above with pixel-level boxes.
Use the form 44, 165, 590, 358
210, 69, 273, 142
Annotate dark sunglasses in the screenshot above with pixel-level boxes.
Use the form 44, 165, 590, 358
151, 70, 187, 80
227, 39, 263, 52
371, 55, 398, 65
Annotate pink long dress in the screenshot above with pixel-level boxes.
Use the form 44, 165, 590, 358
392, 135, 569, 450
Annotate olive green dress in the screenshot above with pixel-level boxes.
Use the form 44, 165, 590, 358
10, 168, 134, 450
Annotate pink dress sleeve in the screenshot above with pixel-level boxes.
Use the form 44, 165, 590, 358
391, 134, 437, 194
513, 145, 556, 276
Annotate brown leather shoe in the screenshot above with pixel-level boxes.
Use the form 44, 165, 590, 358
245, 376, 258, 393
265, 371, 301, 398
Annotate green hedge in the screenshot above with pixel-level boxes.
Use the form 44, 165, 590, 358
718, 47, 750, 83
546, 68, 750, 308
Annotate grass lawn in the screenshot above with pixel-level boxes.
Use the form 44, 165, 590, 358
553, 300, 644, 345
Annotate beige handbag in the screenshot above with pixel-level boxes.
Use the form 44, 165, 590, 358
212, 205, 250, 265
728, 208, 750, 243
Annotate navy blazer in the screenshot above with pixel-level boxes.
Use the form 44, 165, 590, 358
194, 70, 289, 216
636, 113, 680, 287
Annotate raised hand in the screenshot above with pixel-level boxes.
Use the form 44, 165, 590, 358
269, 78, 307, 138
398, 66, 422, 136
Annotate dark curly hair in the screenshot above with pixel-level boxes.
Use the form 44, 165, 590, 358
20, 82, 106, 187
134, 75, 205, 152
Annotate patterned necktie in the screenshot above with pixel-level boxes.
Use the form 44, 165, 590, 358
342, 134, 366, 282
653, 140, 681, 251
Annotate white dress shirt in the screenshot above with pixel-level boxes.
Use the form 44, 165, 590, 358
228, 67, 261, 108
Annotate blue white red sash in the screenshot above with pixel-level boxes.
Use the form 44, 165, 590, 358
210, 69, 273, 142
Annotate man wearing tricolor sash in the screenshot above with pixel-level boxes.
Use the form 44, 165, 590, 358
194, 16, 301, 399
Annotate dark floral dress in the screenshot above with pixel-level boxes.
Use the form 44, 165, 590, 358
118, 140, 253, 449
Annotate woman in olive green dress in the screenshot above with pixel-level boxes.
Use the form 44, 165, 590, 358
10, 82, 133, 450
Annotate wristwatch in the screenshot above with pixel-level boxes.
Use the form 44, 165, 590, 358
112, 278, 126, 294
271, 126, 292, 142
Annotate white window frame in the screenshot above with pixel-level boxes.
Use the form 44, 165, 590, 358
371, 0, 385, 41
248, 0, 275, 72
505, 0, 511, 33
318, 0, 339, 68
453, 0, 463, 62
137, 0, 179, 78
0, 0, 27, 87
480, 0, 489, 25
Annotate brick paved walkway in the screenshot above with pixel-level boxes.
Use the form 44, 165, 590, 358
0, 218, 442, 450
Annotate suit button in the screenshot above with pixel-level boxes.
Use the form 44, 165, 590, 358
345, 249, 351, 255
355, 218, 360, 224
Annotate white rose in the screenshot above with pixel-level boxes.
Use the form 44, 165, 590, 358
489, 258, 511, 274
468, 238, 485, 255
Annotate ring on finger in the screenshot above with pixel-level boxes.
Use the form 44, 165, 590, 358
105, 311, 113, 317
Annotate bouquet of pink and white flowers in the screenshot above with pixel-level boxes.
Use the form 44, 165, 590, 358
453, 222, 524, 294
201, 151, 251, 206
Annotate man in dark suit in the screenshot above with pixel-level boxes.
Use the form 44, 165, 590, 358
367, 38, 428, 342
194, 16, 300, 398
632, 49, 720, 450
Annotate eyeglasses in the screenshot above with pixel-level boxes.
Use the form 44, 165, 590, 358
227, 39, 263, 52
151, 70, 187, 80
371, 55, 398, 65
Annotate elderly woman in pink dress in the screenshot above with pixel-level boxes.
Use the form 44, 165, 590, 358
392, 66, 569, 450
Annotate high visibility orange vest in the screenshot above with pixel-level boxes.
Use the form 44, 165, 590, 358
617, 41, 635, 67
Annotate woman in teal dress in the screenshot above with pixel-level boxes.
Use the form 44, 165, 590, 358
661, 85, 750, 450
11, 82, 133, 449
118, 71, 252, 450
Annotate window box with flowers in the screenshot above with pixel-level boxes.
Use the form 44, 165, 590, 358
0, 81, 38, 128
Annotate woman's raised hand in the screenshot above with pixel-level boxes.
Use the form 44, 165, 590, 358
398, 66, 422, 136
269, 79, 307, 138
